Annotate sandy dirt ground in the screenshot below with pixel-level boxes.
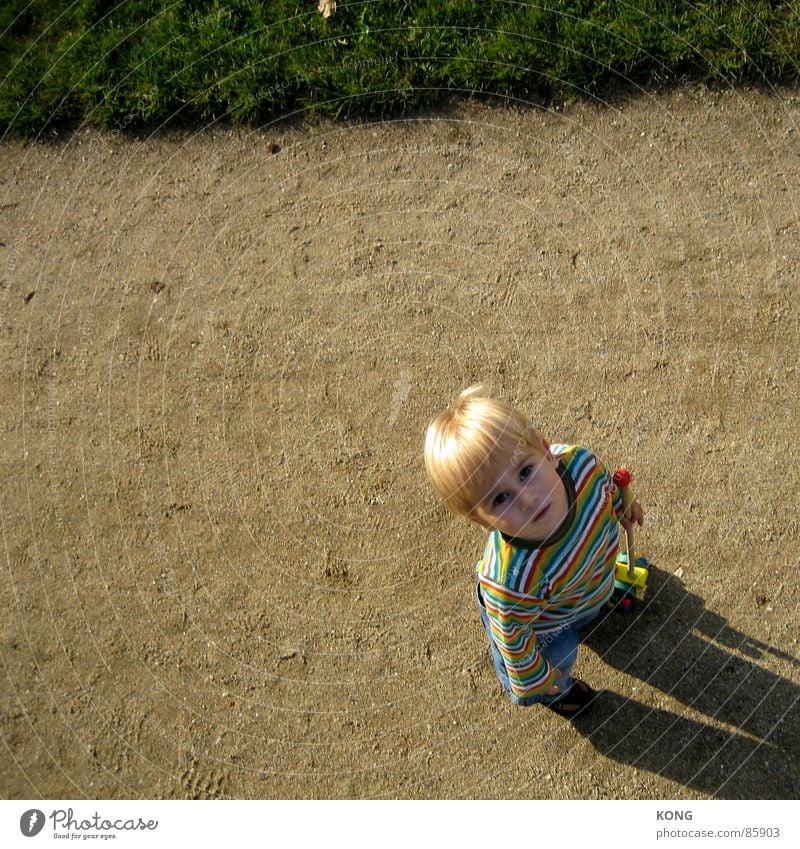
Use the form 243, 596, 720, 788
1, 86, 799, 800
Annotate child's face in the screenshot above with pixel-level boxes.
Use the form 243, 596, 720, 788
469, 443, 569, 541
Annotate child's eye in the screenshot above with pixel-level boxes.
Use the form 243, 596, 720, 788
520, 464, 532, 480
493, 492, 508, 507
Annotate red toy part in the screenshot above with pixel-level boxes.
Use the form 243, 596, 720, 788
613, 468, 632, 487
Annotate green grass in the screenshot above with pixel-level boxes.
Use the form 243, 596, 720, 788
1, 1, 799, 138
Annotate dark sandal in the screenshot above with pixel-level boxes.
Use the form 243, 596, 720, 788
546, 679, 597, 719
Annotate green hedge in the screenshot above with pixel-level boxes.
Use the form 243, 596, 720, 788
1, 1, 798, 138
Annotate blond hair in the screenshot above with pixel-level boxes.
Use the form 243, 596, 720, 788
423, 385, 547, 516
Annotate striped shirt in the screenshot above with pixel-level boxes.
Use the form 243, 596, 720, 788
476, 445, 624, 698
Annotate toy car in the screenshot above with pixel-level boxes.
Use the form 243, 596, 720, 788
609, 550, 650, 612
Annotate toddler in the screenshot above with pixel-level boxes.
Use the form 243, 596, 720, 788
424, 385, 643, 717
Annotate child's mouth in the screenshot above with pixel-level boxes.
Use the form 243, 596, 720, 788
531, 504, 550, 522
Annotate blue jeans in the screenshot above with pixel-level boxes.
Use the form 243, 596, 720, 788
477, 585, 601, 707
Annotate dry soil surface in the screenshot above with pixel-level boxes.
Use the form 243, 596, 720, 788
1, 86, 799, 800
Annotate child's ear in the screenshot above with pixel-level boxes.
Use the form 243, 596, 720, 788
468, 510, 492, 531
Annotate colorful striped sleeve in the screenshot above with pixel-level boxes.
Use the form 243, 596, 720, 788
479, 574, 560, 697
599, 459, 625, 520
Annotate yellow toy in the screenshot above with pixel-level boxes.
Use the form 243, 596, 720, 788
610, 468, 650, 612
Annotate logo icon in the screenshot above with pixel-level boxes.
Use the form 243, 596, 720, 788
20, 810, 46, 837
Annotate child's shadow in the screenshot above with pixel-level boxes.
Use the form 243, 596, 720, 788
578, 566, 799, 798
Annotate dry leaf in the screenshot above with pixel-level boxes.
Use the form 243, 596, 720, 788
318, 0, 336, 19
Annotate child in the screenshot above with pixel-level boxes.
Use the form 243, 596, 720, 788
423, 385, 644, 718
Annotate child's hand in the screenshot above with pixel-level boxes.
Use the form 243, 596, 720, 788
545, 670, 561, 697
621, 499, 644, 532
